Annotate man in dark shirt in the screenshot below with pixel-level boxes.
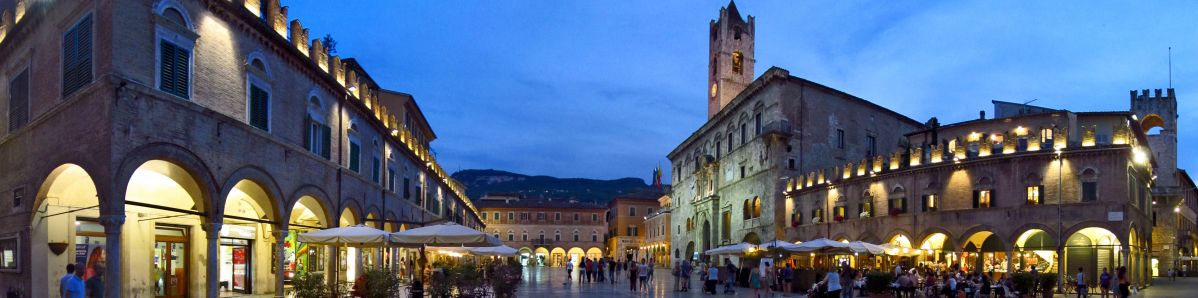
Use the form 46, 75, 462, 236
85, 265, 104, 298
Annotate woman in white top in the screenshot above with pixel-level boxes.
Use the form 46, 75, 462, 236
819, 269, 842, 298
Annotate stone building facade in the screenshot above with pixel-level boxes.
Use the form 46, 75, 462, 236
605, 189, 666, 261
671, 0, 1192, 290
670, 2, 923, 264
0, 1, 481, 297
641, 193, 672, 267
476, 194, 606, 267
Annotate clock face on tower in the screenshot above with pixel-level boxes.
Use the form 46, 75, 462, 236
710, 83, 718, 99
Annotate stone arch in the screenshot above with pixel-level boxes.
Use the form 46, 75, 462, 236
831, 233, 850, 243
1023, 172, 1042, 185
383, 211, 398, 232
742, 232, 761, 245
339, 200, 363, 227
153, 0, 196, 30
960, 228, 1008, 253
917, 228, 955, 250
1062, 221, 1126, 246
29, 163, 103, 298
114, 142, 219, 217
1007, 222, 1057, 245
857, 232, 881, 244
976, 176, 994, 189
216, 165, 285, 223
1140, 114, 1165, 133
363, 206, 381, 228
246, 50, 273, 79
32, 161, 106, 222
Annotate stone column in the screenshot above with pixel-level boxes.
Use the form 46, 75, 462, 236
100, 214, 124, 298
1057, 245, 1066, 293
273, 229, 287, 298
1005, 249, 1013, 275
205, 222, 223, 298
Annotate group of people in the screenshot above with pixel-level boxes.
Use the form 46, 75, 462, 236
563, 257, 656, 292
880, 264, 1136, 298
58, 264, 104, 298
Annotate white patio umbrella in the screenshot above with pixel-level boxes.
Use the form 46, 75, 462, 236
468, 245, 519, 257
759, 240, 801, 251
297, 224, 392, 247
705, 242, 758, 256
787, 238, 852, 254
846, 241, 889, 255
390, 222, 497, 247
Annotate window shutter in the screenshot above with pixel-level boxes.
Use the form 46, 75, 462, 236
160, 41, 176, 94
62, 15, 93, 97
173, 44, 189, 98
1038, 186, 1045, 205
349, 143, 361, 172
972, 190, 979, 208
249, 85, 269, 130
8, 69, 29, 132
320, 124, 332, 159
302, 116, 312, 150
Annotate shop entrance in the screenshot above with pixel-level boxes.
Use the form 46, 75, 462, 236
154, 226, 189, 298
219, 237, 252, 293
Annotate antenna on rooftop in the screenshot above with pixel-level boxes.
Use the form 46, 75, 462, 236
1169, 46, 1173, 88
1022, 99, 1039, 106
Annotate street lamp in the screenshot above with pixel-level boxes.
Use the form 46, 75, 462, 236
1056, 147, 1064, 292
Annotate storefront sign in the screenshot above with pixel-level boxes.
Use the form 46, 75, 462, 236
1107, 212, 1123, 221
220, 225, 257, 239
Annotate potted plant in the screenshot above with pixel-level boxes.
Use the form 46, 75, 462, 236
1010, 273, 1035, 297
288, 272, 329, 298
1037, 274, 1057, 298
864, 271, 895, 297
834, 215, 845, 222
359, 268, 402, 298
889, 208, 902, 216
491, 262, 522, 298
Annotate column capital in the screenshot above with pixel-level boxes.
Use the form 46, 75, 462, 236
272, 229, 289, 239
204, 222, 224, 239
98, 215, 125, 232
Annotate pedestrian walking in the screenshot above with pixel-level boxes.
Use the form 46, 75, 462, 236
60, 264, 84, 298
1099, 267, 1111, 298
565, 259, 574, 283
673, 261, 682, 291
639, 259, 650, 291
629, 260, 639, 291
682, 260, 694, 292
1076, 267, 1088, 298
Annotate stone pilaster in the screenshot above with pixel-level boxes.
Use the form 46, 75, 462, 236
100, 214, 124, 298
204, 222, 223, 298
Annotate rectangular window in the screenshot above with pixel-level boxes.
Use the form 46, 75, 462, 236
628, 207, 635, 216
371, 157, 381, 183
574, 213, 580, 221
1082, 182, 1098, 202
62, 15, 93, 97
740, 166, 745, 178
403, 178, 411, 199
717, 142, 722, 159
890, 197, 907, 213
555, 213, 561, 221
158, 40, 190, 98
520, 213, 528, 220
592, 213, 598, 222
788, 159, 795, 170
592, 234, 598, 242
481, 213, 488, 220
0, 236, 17, 271
728, 134, 733, 151
11, 188, 23, 208
648, 207, 654, 214
833, 206, 846, 220
754, 113, 762, 135
493, 212, 499, 220
248, 84, 270, 131
7, 69, 29, 132
507, 212, 514, 220
348, 142, 361, 172
536, 213, 545, 220
973, 190, 992, 208
387, 167, 396, 191
507, 234, 513, 241
836, 129, 845, 149
740, 125, 747, 145
866, 135, 877, 157
924, 192, 934, 211
1026, 186, 1042, 205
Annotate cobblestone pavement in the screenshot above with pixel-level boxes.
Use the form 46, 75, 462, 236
1131, 277, 1198, 298
517, 267, 807, 298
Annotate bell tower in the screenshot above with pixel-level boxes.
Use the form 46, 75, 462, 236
1130, 88, 1178, 187
708, 0, 756, 119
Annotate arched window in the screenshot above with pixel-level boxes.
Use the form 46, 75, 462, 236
154, 2, 196, 99
743, 199, 751, 220
753, 196, 762, 218
245, 53, 272, 131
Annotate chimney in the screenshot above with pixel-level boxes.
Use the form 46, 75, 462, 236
979, 110, 986, 120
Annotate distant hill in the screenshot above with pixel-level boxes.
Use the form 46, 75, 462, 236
451, 169, 654, 204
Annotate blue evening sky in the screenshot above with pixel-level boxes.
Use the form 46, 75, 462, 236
288, 1, 1198, 181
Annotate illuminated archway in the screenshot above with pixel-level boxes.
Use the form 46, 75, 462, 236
285, 195, 329, 283
219, 179, 279, 294
547, 247, 563, 267
586, 247, 603, 260
567, 247, 585, 266
919, 233, 955, 266
123, 159, 212, 297
960, 231, 1007, 274
1065, 227, 1122, 286
1141, 114, 1165, 134
338, 206, 360, 282
31, 164, 101, 298
1014, 229, 1057, 274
